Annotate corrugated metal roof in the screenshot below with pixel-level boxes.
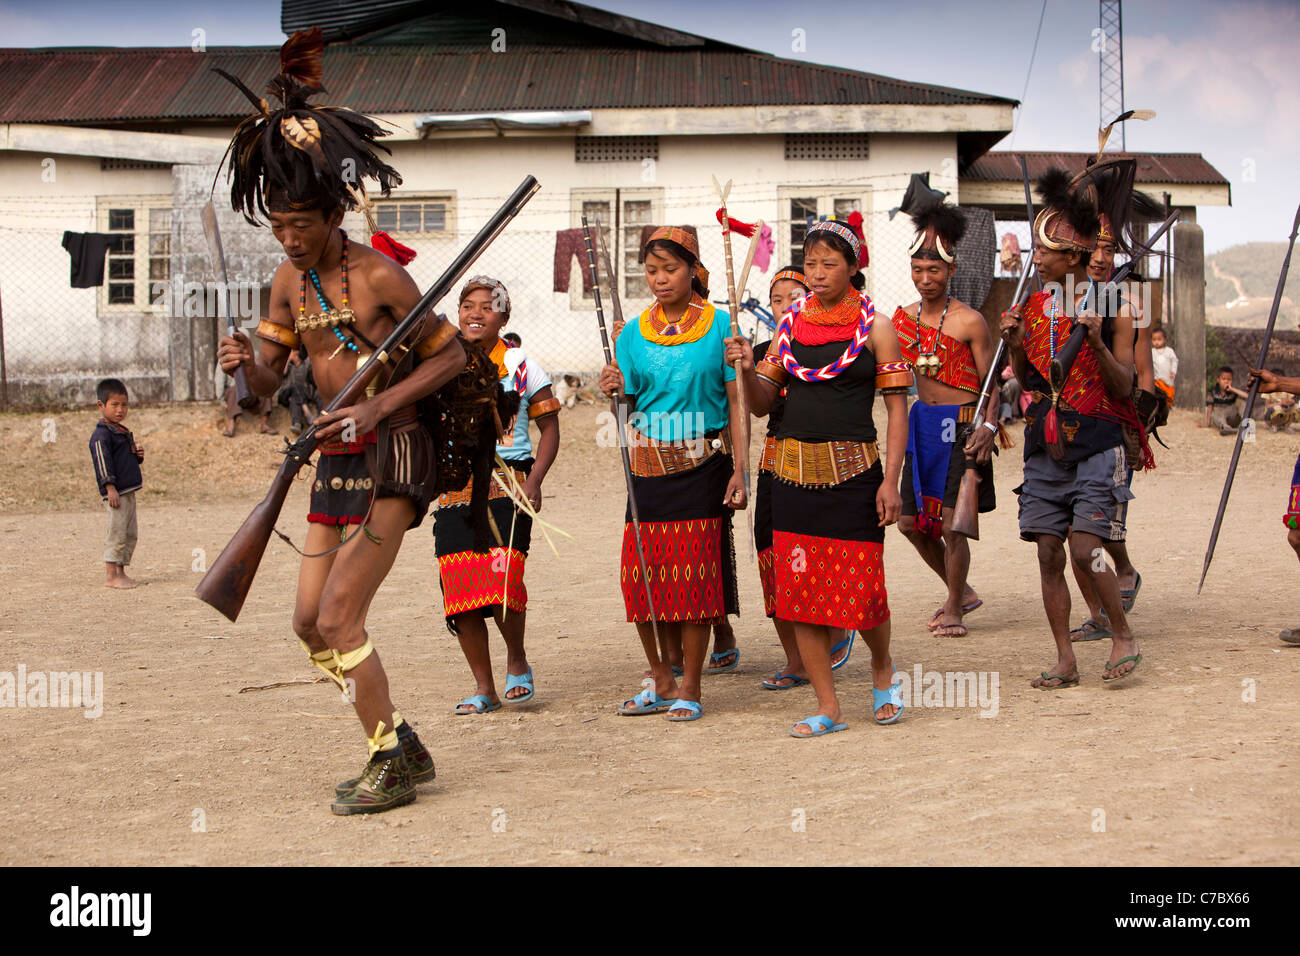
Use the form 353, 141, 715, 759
0, 45, 1015, 123
966, 151, 1229, 187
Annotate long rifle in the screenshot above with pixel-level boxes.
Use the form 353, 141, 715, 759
1048, 209, 1181, 392
951, 155, 1038, 538
195, 175, 541, 621
583, 215, 661, 649
201, 201, 257, 408
712, 177, 755, 559
1198, 201, 1300, 593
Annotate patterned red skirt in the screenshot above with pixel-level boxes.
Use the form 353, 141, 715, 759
771, 465, 889, 630
434, 464, 532, 624
620, 454, 739, 624
755, 469, 777, 617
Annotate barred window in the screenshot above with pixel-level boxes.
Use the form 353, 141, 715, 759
374, 196, 454, 235
575, 136, 659, 163
784, 134, 870, 161
106, 208, 136, 305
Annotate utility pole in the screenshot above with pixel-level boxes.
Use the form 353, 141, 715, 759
1099, 0, 1125, 150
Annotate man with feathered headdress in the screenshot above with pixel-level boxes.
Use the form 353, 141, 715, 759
1000, 141, 1158, 689
215, 29, 467, 815
892, 194, 1004, 638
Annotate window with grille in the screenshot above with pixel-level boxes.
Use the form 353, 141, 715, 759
569, 188, 663, 309
99, 196, 172, 313
575, 136, 659, 163
784, 134, 869, 161
373, 196, 454, 235
106, 208, 136, 305
780, 187, 869, 275
149, 208, 172, 284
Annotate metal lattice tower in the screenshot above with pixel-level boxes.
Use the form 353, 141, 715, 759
1099, 0, 1125, 150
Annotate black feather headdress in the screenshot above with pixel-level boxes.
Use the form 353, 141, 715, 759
213, 28, 402, 225
908, 202, 967, 262
1033, 167, 1101, 254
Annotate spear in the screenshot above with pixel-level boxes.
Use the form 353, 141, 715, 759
1198, 201, 1300, 593
581, 216, 661, 649
712, 176, 756, 560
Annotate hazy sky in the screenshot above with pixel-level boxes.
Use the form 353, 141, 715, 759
3, 0, 1296, 253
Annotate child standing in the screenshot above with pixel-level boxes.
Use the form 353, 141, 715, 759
1150, 327, 1178, 403
89, 378, 144, 589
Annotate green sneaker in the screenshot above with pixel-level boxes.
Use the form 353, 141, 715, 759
335, 730, 435, 796
330, 751, 416, 816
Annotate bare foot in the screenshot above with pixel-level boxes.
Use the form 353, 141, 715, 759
105, 575, 138, 590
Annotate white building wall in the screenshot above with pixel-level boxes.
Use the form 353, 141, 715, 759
0, 125, 957, 401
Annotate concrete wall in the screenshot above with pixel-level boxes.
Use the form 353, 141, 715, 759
0, 151, 172, 405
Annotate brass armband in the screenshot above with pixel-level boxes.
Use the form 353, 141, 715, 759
755, 358, 789, 388
528, 397, 562, 420
414, 316, 460, 360
875, 361, 913, 393
254, 319, 300, 349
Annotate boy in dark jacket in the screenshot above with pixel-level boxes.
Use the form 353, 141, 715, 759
89, 378, 144, 588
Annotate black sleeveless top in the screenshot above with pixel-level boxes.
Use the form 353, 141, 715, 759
776, 338, 878, 444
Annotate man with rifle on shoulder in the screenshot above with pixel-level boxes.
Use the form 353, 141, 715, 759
215, 31, 466, 814
892, 197, 1004, 638
999, 156, 1155, 689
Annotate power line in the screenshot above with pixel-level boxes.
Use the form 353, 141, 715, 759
1008, 0, 1049, 149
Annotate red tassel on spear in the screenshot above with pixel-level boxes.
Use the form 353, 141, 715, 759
345, 184, 418, 264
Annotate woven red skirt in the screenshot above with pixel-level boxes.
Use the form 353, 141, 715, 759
620, 454, 739, 624
434, 464, 532, 624
771, 465, 889, 630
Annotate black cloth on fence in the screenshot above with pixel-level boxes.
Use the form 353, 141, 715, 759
950, 206, 995, 310
61, 232, 125, 288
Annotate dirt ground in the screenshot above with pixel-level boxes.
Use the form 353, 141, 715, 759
0, 398, 1296, 866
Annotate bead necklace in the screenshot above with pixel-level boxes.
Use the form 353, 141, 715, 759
914, 293, 951, 377
296, 232, 359, 358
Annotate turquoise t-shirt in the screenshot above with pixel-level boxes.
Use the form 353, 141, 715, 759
615, 303, 736, 442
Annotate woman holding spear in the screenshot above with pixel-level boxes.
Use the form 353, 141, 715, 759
726, 217, 910, 736
599, 227, 747, 722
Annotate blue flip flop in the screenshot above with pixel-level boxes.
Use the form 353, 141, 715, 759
454, 694, 501, 715
707, 648, 740, 673
830, 631, 856, 671
618, 688, 671, 716
872, 676, 904, 725
503, 668, 534, 704
790, 714, 848, 737
762, 671, 809, 690
665, 699, 703, 722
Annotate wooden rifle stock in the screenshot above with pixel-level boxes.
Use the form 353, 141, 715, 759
195, 175, 541, 621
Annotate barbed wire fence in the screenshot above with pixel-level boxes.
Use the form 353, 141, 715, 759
0, 189, 1038, 410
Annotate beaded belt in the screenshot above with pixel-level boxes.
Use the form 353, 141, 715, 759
627, 426, 732, 478
437, 465, 529, 508
772, 437, 879, 487
759, 435, 778, 473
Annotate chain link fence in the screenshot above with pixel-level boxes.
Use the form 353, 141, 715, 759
0, 188, 1029, 410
